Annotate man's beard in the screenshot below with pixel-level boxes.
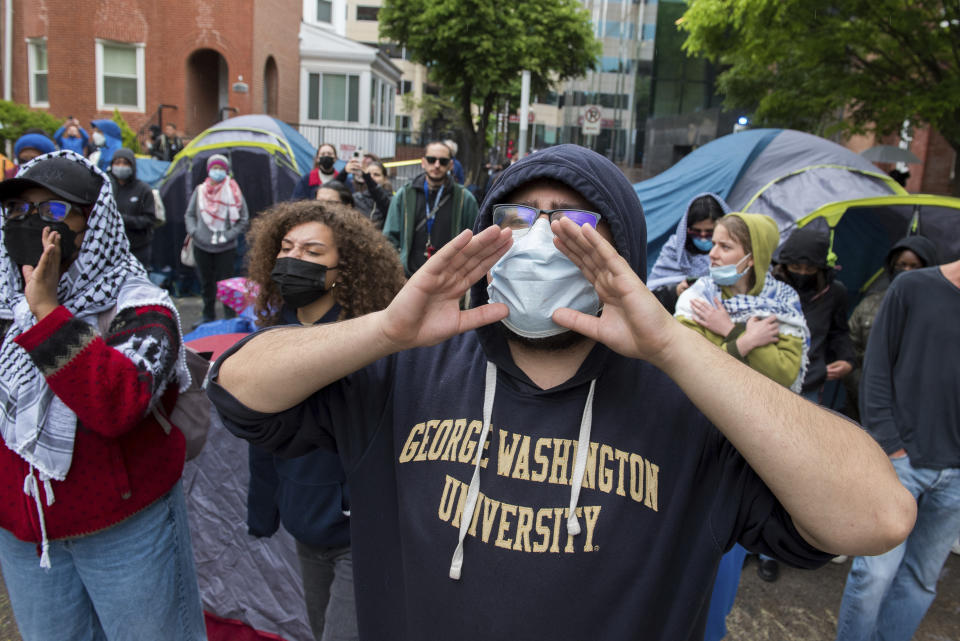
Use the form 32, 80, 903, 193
496, 321, 587, 352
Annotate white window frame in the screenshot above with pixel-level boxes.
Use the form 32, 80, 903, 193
27, 38, 49, 107
95, 39, 145, 112
316, 0, 332, 23
307, 71, 361, 123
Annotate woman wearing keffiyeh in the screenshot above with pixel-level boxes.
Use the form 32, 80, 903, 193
185, 153, 250, 324
0, 151, 206, 640
675, 212, 809, 393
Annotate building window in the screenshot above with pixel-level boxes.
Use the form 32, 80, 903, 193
599, 56, 632, 73
357, 5, 379, 20
397, 80, 412, 96
96, 40, 144, 111
380, 79, 390, 126
309, 72, 360, 122
308, 73, 321, 120
317, 0, 332, 22
28, 39, 48, 106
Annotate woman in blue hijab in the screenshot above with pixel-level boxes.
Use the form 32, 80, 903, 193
648, 193, 729, 313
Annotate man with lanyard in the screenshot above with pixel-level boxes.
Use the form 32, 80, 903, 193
383, 141, 478, 275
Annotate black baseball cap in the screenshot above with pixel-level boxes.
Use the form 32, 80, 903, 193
0, 156, 103, 206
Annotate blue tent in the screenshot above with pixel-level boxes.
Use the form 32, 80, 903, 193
635, 129, 906, 275
635, 128, 960, 313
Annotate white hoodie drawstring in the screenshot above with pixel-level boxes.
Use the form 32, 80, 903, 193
449, 361, 497, 580
566, 379, 596, 536
23, 466, 54, 568
448, 363, 598, 580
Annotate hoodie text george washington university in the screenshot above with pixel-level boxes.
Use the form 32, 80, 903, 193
209, 145, 829, 641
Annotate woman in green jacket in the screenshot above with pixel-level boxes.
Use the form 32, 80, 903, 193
675, 212, 809, 392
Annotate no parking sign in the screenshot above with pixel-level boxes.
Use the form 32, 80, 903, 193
581, 105, 602, 136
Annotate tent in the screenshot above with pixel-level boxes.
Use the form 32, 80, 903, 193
634, 128, 960, 301
796, 194, 960, 297
152, 115, 315, 274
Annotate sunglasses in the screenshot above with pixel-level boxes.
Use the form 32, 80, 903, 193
424, 156, 451, 166
492, 204, 601, 230
3, 199, 77, 223
687, 227, 714, 239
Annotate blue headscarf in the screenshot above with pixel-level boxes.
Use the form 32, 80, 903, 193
647, 192, 730, 290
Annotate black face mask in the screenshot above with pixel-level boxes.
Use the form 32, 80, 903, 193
3, 215, 79, 270
787, 271, 819, 293
270, 257, 338, 309
317, 156, 336, 172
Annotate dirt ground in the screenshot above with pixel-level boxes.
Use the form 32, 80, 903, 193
0, 552, 957, 639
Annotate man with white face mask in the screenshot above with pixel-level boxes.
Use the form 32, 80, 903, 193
208, 144, 915, 641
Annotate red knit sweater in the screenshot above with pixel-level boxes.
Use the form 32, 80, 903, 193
0, 304, 186, 543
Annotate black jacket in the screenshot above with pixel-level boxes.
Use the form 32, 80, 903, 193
109, 148, 156, 252
774, 226, 855, 394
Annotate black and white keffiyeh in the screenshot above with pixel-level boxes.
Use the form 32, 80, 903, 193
0, 150, 189, 482
676, 269, 811, 393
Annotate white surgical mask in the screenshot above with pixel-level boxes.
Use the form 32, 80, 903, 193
208, 168, 227, 183
92, 131, 106, 147
487, 217, 600, 338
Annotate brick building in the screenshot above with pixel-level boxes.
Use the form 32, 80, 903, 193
5, 0, 301, 137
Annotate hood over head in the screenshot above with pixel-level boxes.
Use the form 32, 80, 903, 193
453, 145, 646, 581
647, 192, 730, 290
775, 225, 830, 268
91, 119, 122, 143
724, 213, 779, 296
468, 144, 645, 384
90, 120, 124, 171
110, 148, 138, 180
472, 144, 645, 281
886, 235, 938, 276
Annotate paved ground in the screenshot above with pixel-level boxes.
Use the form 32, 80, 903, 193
0, 296, 957, 640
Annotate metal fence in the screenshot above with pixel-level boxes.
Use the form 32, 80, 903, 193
292, 123, 429, 161
292, 123, 435, 189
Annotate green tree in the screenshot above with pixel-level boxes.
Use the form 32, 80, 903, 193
681, 0, 960, 191
380, 0, 600, 182
111, 108, 141, 154
0, 101, 63, 151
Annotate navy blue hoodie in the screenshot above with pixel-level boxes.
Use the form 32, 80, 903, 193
209, 145, 828, 641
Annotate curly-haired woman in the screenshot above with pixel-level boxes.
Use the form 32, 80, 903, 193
243, 199, 404, 641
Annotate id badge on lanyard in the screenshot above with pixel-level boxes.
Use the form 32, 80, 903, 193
424, 183, 444, 259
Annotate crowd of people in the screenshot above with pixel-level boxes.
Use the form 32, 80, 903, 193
0, 139, 956, 641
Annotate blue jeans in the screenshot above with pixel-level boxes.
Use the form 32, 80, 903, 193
0, 481, 207, 641
296, 541, 358, 641
835, 455, 960, 641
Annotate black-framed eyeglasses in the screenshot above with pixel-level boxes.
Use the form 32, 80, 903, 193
3, 199, 77, 223
424, 156, 451, 166
687, 227, 714, 239
492, 204, 601, 230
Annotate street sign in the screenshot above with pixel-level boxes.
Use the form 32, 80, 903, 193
581, 105, 601, 136
509, 112, 537, 124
